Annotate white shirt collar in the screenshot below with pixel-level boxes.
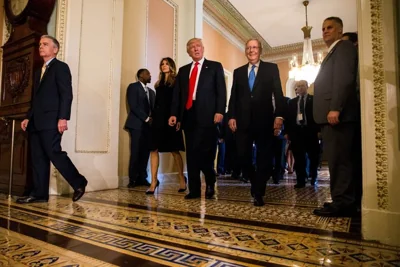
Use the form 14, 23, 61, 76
139, 81, 147, 89
193, 57, 205, 65
44, 57, 55, 66
328, 39, 341, 53
248, 61, 260, 69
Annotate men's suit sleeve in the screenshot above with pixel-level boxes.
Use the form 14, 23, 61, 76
271, 64, 286, 119
56, 63, 73, 120
215, 62, 227, 115
330, 42, 358, 112
127, 84, 148, 122
227, 69, 237, 120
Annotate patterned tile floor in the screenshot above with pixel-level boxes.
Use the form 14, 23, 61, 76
0, 169, 398, 266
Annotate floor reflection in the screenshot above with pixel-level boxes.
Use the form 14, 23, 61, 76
0, 168, 398, 266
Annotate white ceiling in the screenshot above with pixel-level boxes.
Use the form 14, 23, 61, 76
229, 0, 358, 47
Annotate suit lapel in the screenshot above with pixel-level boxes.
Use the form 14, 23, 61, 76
320, 41, 342, 70
196, 59, 208, 92
252, 61, 263, 90
38, 58, 57, 89
238, 66, 250, 92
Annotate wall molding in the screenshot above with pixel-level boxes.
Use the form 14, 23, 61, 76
56, 0, 67, 61
146, 0, 178, 65
203, 11, 244, 52
370, 0, 389, 210
203, 0, 327, 62
74, 0, 115, 154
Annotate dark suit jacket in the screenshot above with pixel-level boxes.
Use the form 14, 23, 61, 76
286, 95, 320, 137
171, 59, 226, 128
124, 82, 155, 130
228, 60, 285, 130
313, 40, 359, 124
27, 58, 73, 131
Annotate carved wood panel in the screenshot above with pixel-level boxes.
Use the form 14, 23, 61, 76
0, 119, 31, 196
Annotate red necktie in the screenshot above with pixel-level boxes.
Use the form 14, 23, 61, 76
186, 62, 199, 110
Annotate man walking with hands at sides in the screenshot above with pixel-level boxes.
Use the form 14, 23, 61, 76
313, 17, 361, 217
17, 35, 87, 204
228, 38, 286, 207
169, 38, 226, 200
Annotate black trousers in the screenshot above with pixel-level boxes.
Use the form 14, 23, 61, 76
29, 129, 87, 199
290, 126, 320, 185
272, 136, 286, 182
321, 122, 362, 208
224, 134, 240, 176
236, 128, 274, 197
128, 127, 150, 184
183, 106, 217, 195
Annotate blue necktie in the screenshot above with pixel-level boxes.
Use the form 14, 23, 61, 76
248, 65, 256, 91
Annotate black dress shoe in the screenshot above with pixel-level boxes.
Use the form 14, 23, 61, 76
313, 206, 355, 217
323, 202, 332, 208
205, 185, 215, 199
253, 196, 265, 207
311, 178, 318, 186
240, 177, 249, 183
294, 183, 306, 188
184, 193, 201, 199
127, 182, 136, 188
73, 187, 86, 202
16, 196, 48, 204
136, 181, 151, 186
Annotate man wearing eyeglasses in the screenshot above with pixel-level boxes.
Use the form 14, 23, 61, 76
228, 38, 286, 206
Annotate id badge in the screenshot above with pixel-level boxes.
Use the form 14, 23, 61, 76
297, 113, 303, 121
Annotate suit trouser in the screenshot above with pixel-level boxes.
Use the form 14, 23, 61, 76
184, 127, 217, 195
29, 129, 87, 199
321, 122, 362, 208
224, 136, 240, 175
183, 106, 217, 195
236, 128, 274, 197
272, 137, 286, 181
291, 127, 320, 185
128, 128, 150, 184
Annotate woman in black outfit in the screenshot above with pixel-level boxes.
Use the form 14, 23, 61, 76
146, 57, 186, 194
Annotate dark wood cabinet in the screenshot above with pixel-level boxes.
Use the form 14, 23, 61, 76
0, 0, 56, 195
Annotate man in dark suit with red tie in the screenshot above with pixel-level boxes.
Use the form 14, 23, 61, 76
228, 38, 286, 206
17, 35, 87, 204
125, 69, 155, 188
169, 38, 226, 199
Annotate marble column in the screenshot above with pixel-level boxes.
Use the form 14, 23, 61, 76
358, 0, 400, 246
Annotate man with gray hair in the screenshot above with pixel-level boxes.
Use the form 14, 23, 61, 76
228, 38, 286, 206
17, 35, 87, 204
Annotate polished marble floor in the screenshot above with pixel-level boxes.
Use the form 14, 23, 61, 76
0, 169, 399, 266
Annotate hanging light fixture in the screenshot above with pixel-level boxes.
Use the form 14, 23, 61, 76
288, 0, 323, 85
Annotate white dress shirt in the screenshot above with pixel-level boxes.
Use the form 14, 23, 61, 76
296, 94, 308, 125
328, 39, 341, 53
189, 57, 205, 100
247, 61, 260, 77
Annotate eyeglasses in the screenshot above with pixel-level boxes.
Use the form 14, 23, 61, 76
246, 46, 260, 51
